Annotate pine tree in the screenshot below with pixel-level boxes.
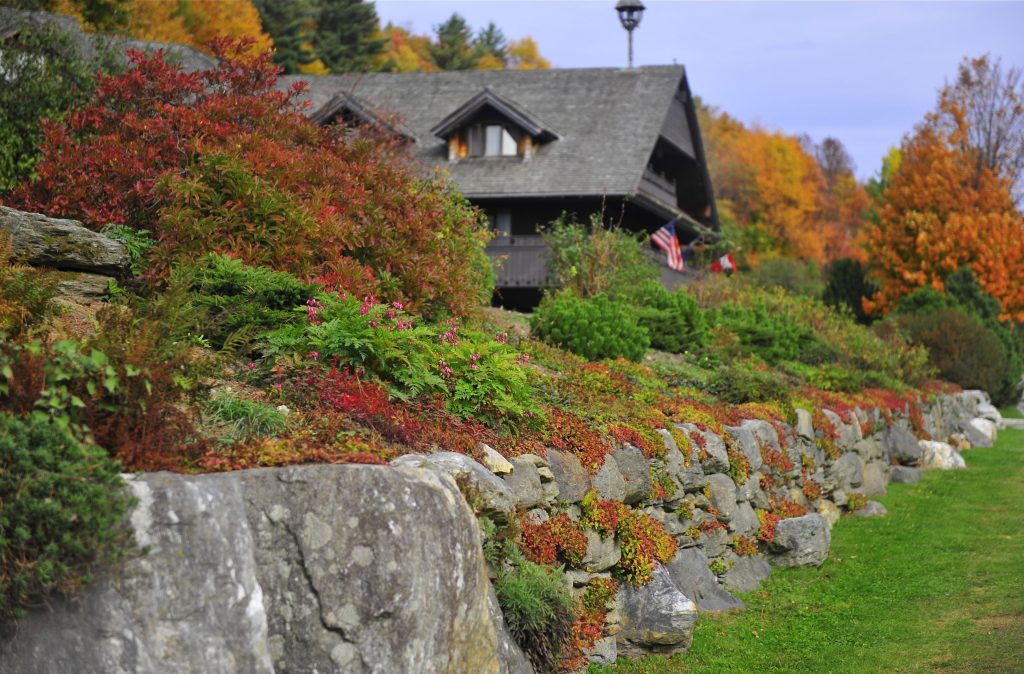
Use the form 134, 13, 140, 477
429, 13, 477, 71
313, 0, 385, 73
252, 0, 319, 73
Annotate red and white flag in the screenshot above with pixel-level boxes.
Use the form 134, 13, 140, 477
651, 219, 684, 272
710, 253, 736, 274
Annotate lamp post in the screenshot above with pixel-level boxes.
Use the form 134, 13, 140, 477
616, 0, 646, 69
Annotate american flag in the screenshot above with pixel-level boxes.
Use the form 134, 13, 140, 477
651, 219, 685, 272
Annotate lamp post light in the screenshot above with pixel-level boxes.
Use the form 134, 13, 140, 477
615, 0, 646, 69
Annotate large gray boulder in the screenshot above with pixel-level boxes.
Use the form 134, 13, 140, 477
860, 461, 888, 497
824, 452, 863, 492
679, 424, 729, 475
769, 514, 831, 568
504, 456, 545, 509
592, 454, 627, 502
918, 441, 966, 470
704, 473, 738, 522
0, 466, 503, 674
616, 565, 698, 658
664, 547, 743, 613
1, 206, 130, 277
964, 418, 997, 448
890, 465, 922, 484
722, 555, 772, 593
724, 424, 764, 473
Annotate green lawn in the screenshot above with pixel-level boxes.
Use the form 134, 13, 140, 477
591, 417, 1024, 674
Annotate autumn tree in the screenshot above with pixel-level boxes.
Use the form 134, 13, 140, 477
251, 0, 322, 72
129, 0, 272, 56
864, 99, 1024, 321
939, 55, 1024, 201
375, 22, 436, 72
6, 0, 131, 32
507, 37, 550, 70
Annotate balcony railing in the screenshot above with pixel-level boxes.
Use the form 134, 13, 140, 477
486, 235, 552, 288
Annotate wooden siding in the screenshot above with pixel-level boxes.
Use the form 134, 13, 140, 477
486, 236, 552, 288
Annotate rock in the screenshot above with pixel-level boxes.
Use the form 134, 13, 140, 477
664, 547, 744, 613
505, 457, 545, 509
823, 409, 861, 450
976, 402, 1001, 424
392, 451, 515, 519
854, 501, 888, 518
592, 455, 627, 502
918, 441, 966, 470
704, 473, 738, 522
701, 526, 730, 559
1, 206, 131, 276
679, 424, 729, 474
0, 465, 502, 674
545, 449, 592, 503
824, 452, 863, 492
481, 444, 514, 475
55, 271, 111, 301
795, 408, 815, 441
964, 418, 997, 448
488, 587, 536, 674
885, 424, 923, 465
722, 555, 772, 593
889, 465, 922, 484
861, 461, 888, 497
729, 501, 759, 537
612, 444, 651, 505
616, 565, 698, 658
582, 530, 621, 573
586, 636, 617, 666
664, 445, 705, 492
769, 514, 831, 568
853, 438, 884, 461
735, 472, 758, 502
816, 499, 842, 528
724, 424, 764, 473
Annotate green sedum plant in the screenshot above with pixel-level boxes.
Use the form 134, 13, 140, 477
531, 292, 649, 362
0, 412, 133, 621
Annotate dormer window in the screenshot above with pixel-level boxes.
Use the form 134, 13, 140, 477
431, 87, 559, 163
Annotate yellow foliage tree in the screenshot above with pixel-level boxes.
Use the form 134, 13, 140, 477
507, 37, 550, 70
128, 0, 272, 55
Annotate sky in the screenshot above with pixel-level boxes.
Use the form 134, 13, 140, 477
375, 1, 1024, 180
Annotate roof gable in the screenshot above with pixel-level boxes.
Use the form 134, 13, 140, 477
429, 87, 559, 142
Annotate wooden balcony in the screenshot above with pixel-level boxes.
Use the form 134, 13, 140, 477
486, 235, 552, 288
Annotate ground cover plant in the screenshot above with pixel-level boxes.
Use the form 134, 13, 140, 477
589, 423, 1024, 674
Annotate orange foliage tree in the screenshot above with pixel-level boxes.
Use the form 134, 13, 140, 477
864, 101, 1024, 321
699, 104, 868, 265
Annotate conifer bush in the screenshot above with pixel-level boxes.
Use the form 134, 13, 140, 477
0, 413, 133, 621
530, 292, 649, 362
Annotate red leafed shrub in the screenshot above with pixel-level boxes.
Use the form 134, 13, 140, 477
756, 509, 781, 544
8, 40, 492, 318
520, 513, 588, 567
559, 578, 619, 672
772, 496, 809, 519
544, 408, 611, 472
579, 494, 676, 586
761, 444, 795, 474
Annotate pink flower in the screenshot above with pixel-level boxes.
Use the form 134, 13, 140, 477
438, 359, 453, 378
247, 361, 256, 370
495, 332, 508, 344
309, 351, 319, 361
516, 353, 531, 366
392, 301, 404, 310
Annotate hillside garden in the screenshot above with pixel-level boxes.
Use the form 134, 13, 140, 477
1, 34, 1022, 673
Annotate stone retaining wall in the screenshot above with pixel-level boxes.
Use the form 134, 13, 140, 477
0, 391, 995, 673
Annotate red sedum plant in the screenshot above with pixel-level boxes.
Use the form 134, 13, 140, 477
8, 39, 492, 318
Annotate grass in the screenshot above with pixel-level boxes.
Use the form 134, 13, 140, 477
591, 418, 1024, 674
203, 393, 289, 442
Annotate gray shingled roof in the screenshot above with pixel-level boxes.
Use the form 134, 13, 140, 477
279, 66, 689, 199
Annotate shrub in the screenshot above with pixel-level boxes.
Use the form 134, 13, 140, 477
0, 20, 118, 191
746, 256, 824, 297
706, 359, 791, 404
10, 42, 492, 318
711, 299, 836, 365
267, 289, 537, 428
190, 254, 317, 351
894, 307, 1009, 401
620, 280, 708, 354
0, 412, 133, 620
823, 258, 878, 324
494, 555, 575, 674
531, 292, 649, 362
542, 212, 659, 299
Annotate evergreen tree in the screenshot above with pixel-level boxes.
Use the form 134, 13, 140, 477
429, 13, 477, 71
474, 22, 506, 65
252, 0, 318, 73
314, 0, 384, 73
